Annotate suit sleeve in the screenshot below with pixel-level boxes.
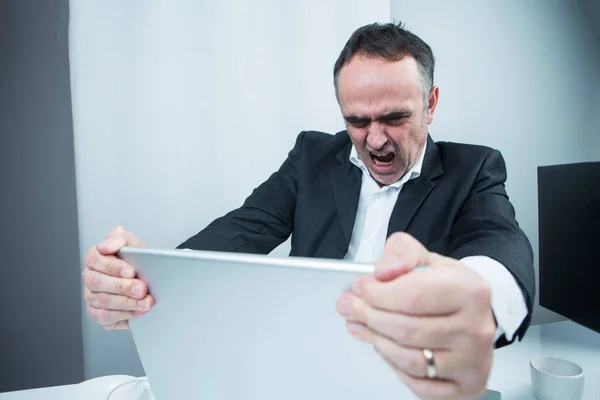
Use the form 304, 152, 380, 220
176, 132, 304, 254
449, 149, 536, 347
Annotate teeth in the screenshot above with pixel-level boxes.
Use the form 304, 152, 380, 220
371, 151, 394, 166
373, 158, 393, 166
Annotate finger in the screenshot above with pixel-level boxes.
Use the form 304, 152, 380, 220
85, 248, 135, 278
337, 293, 456, 349
361, 318, 493, 400
96, 235, 129, 255
97, 226, 145, 255
87, 304, 143, 326
83, 286, 153, 312
374, 232, 432, 281
392, 368, 467, 400
371, 333, 453, 380
353, 267, 468, 314
83, 270, 147, 299
373, 348, 468, 400
345, 320, 376, 342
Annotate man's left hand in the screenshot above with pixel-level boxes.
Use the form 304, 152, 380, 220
336, 232, 497, 400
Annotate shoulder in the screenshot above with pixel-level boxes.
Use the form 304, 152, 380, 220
290, 130, 351, 161
435, 140, 497, 158
297, 129, 351, 149
434, 140, 505, 170
431, 139, 508, 186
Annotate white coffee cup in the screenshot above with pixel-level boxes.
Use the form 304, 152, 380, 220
106, 378, 154, 400
530, 356, 584, 400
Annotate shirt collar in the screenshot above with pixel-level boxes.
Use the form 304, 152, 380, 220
349, 140, 427, 188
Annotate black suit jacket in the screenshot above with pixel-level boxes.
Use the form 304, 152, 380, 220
178, 130, 536, 346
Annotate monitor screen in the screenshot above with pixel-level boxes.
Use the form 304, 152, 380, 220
538, 161, 600, 333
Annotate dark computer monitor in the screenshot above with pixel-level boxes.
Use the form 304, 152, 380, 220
538, 161, 600, 333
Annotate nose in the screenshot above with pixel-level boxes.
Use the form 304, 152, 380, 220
366, 122, 389, 150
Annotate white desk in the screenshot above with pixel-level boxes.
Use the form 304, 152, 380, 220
488, 320, 600, 399
0, 375, 142, 400
2, 320, 599, 400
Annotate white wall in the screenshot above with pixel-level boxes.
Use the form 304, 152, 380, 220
69, 0, 390, 379
591, 134, 600, 160
391, 0, 600, 324
580, 0, 600, 160
588, 85, 600, 161
589, 116, 600, 160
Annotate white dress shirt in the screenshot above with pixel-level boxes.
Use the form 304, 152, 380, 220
343, 142, 527, 342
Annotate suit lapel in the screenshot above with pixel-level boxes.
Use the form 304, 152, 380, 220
387, 136, 444, 237
329, 143, 361, 245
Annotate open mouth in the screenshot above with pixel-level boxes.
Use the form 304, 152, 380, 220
370, 152, 395, 166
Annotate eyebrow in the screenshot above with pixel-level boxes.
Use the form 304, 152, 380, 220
344, 110, 413, 125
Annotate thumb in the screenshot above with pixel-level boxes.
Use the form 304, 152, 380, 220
96, 226, 145, 255
373, 232, 431, 282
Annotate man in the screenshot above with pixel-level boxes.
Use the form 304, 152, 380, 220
83, 22, 535, 400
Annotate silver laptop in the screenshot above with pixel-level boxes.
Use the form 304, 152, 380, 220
119, 247, 501, 400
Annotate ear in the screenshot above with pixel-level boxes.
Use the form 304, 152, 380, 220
426, 86, 440, 125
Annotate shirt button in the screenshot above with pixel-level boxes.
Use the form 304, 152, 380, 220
367, 239, 373, 244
